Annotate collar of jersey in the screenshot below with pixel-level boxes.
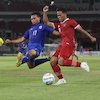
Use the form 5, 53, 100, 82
61, 18, 69, 24
32, 22, 41, 26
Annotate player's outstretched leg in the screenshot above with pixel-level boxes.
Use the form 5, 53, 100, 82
34, 58, 50, 67
27, 58, 50, 69
58, 57, 90, 72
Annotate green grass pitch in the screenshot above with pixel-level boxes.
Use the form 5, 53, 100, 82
0, 56, 100, 100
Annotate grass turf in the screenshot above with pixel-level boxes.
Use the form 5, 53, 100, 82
0, 56, 100, 100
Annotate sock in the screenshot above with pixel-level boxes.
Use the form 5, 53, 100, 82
62, 59, 81, 67
21, 54, 30, 64
51, 64, 63, 79
34, 58, 50, 67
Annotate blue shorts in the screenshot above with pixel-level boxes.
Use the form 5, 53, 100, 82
19, 49, 27, 55
28, 43, 43, 57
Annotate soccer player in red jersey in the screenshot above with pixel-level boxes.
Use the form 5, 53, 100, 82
43, 6, 96, 85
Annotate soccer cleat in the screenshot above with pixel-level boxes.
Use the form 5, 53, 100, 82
16, 53, 23, 67
80, 62, 90, 72
53, 78, 67, 85
16, 59, 21, 67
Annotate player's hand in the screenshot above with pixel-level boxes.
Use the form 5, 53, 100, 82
91, 37, 96, 42
5, 39, 12, 44
43, 6, 49, 13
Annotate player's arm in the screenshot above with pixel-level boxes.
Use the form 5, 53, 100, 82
43, 6, 59, 36
43, 5, 55, 28
52, 30, 60, 36
76, 25, 96, 42
5, 37, 26, 44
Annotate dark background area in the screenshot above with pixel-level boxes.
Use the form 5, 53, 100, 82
0, 0, 100, 54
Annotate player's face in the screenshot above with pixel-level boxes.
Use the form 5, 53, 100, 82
31, 15, 40, 25
57, 11, 67, 22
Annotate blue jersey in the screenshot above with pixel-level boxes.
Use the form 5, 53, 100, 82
23, 22, 55, 56
24, 22, 54, 47
19, 42, 28, 55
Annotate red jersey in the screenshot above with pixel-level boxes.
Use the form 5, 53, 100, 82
58, 18, 79, 46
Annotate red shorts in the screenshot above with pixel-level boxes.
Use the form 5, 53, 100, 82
53, 44, 74, 60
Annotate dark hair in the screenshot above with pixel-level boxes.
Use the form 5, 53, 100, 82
31, 11, 42, 18
56, 7, 67, 13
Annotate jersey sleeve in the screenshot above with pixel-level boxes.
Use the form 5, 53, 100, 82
44, 24, 55, 34
70, 19, 79, 29
23, 30, 29, 39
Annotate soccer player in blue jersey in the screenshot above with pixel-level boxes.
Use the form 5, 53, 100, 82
5, 11, 59, 69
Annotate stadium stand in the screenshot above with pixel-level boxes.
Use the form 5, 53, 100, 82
0, 0, 100, 54
93, 3, 100, 10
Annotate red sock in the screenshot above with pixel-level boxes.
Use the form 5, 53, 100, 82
51, 64, 63, 79
62, 59, 81, 67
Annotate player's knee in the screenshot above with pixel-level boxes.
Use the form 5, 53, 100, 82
58, 57, 64, 66
29, 50, 37, 58
50, 58, 57, 66
30, 54, 35, 58
58, 60, 63, 65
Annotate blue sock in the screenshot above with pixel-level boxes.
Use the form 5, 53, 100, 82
21, 54, 30, 64
34, 58, 50, 67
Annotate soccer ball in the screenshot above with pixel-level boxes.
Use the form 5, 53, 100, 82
42, 73, 55, 85
0, 38, 4, 46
